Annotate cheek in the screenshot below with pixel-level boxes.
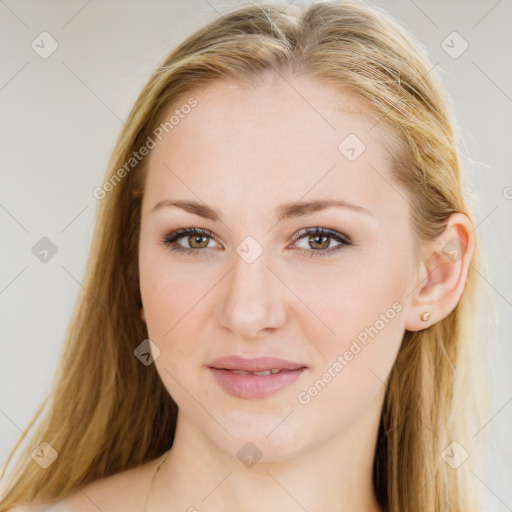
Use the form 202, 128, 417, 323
292, 270, 405, 445
288, 244, 409, 343
289, 246, 408, 398
139, 254, 222, 391
140, 262, 209, 406
141, 267, 200, 337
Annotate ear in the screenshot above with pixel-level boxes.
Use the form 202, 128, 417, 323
405, 212, 475, 331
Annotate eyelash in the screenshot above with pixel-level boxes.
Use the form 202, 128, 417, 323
162, 226, 352, 258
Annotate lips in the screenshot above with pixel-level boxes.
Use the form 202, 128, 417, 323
208, 355, 307, 372
208, 355, 308, 399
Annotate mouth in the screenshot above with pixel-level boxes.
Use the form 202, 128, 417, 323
208, 355, 307, 372
208, 355, 308, 399
221, 368, 286, 375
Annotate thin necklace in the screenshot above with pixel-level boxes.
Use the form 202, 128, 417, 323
143, 449, 171, 512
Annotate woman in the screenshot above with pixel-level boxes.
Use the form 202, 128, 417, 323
0, 1, 488, 510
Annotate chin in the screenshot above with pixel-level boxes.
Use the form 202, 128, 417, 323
207, 408, 312, 461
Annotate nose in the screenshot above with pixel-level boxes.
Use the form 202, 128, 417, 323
216, 244, 287, 340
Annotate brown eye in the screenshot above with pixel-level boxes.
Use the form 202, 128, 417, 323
163, 227, 219, 255
293, 227, 352, 258
188, 234, 210, 249
308, 233, 331, 250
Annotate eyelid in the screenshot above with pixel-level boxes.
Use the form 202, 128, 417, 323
291, 226, 352, 245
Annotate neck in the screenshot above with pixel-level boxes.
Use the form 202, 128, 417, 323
149, 388, 385, 512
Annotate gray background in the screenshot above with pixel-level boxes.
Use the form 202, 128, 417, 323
1, 0, 511, 509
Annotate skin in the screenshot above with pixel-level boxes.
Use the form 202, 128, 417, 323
50, 74, 474, 511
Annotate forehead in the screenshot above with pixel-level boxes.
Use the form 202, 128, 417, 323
142, 75, 408, 223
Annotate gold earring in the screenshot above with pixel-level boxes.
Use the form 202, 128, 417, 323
420, 311, 431, 322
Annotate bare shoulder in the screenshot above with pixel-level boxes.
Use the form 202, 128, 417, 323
17, 454, 165, 512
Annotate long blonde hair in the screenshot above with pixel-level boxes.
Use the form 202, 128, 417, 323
0, 1, 489, 510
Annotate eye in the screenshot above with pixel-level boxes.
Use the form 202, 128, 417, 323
162, 227, 220, 256
291, 226, 352, 258
162, 226, 352, 258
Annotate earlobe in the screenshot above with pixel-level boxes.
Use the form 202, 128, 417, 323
405, 213, 475, 332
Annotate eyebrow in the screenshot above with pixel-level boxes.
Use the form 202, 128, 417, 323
150, 198, 373, 221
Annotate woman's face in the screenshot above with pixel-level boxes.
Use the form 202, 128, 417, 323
138, 75, 419, 461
